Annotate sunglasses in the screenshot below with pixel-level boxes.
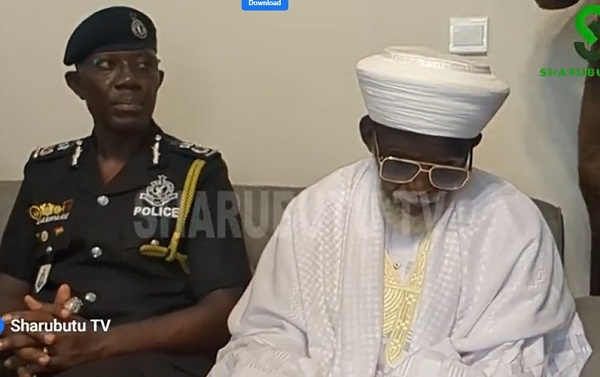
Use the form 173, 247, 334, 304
374, 132, 472, 191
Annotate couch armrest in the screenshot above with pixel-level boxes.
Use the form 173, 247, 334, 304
531, 198, 564, 263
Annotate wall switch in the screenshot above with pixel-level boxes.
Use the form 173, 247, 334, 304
449, 17, 488, 55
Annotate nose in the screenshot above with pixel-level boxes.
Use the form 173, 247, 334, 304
115, 62, 141, 90
402, 172, 434, 192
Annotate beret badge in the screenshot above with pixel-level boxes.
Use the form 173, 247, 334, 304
130, 12, 148, 40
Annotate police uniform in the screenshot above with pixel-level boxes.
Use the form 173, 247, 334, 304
0, 124, 252, 375
0, 5, 252, 377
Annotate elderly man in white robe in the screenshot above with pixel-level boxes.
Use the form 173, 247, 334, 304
208, 47, 592, 376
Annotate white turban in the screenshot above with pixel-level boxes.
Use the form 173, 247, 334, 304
356, 46, 510, 139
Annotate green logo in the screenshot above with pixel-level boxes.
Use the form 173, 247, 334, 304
574, 4, 600, 63
540, 4, 600, 77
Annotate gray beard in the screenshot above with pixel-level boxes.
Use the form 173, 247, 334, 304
378, 187, 451, 236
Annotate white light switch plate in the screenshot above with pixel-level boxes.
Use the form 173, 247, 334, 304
449, 17, 488, 55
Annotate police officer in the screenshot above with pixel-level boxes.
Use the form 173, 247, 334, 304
0, 6, 252, 377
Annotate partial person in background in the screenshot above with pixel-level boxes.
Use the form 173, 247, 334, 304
534, 0, 600, 294
0, 5, 251, 377
534, 0, 579, 9
208, 47, 591, 377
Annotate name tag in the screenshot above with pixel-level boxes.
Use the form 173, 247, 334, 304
34, 264, 52, 293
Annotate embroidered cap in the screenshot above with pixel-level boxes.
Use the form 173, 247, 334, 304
63, 6, 157, 66
356, 46, 510, 139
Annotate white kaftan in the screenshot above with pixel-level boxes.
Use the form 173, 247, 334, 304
208, 158, 591, 377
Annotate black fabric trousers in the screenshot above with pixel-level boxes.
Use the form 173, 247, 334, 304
0, 353, 214, 377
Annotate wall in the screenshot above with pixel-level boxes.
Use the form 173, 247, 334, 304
0, 0, 591, 296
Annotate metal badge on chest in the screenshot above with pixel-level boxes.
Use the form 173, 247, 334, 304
134, 174, 180, 219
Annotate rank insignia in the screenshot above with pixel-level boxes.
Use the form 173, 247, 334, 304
29, 200, 74, 225
178, 142, 218, 157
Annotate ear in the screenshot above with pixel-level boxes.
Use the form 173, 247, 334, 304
158, 70, 165, 88
65, 71, 84, 100
359, 115, 376, 152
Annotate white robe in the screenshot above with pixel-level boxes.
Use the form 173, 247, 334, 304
208, 158, 592, 377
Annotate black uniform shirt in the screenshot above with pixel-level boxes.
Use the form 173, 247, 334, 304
0, 124, 252, 325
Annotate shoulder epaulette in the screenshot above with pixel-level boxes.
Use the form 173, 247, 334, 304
162, 135, 221, 161
28, 139, 81, 162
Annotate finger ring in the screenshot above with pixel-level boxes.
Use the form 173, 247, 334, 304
42, 346, 48, 353
63, 297, 83, 314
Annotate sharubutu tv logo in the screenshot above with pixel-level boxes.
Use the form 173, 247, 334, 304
540, 4, 600, 77
0, 318, 112, 334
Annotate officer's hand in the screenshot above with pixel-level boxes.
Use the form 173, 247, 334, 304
16, 366, 36, 377
2, 347, 50, 371
0, 333, 44, 353
0, 309, 58, 352
3, 316, 92, 374
0, 284, 73, 372
24, 283, 74, 319
12, 330, 97, 373
0, 320, 51, 372
0, 324, 50, 373
2, 284, 74, 329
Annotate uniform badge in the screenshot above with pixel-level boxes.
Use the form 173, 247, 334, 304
34, 264, 52, 293
152, 134, 161, 165
31, 140, 79, 161
29, 200, 73, 225
37, 146, 55, 157
140, 175, 178, 207
130, 13, 148, 39
56, 142, 71, 151
134, 175, 180, 219
179, 142, 217, 156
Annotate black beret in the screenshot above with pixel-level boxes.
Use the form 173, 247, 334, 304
63, 6, 157, 66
